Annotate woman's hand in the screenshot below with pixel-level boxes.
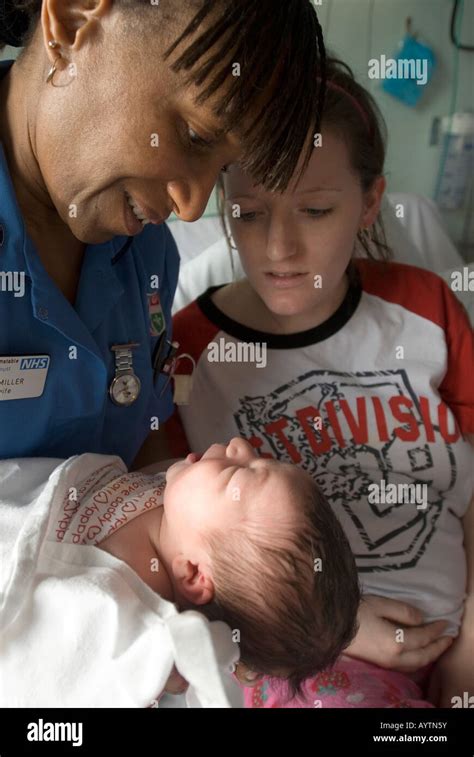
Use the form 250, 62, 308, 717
345, 595, 454, 673
428, 637, 474, 707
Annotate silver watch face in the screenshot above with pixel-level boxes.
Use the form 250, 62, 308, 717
110, 373, 141, 406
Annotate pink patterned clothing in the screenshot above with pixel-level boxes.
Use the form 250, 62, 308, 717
243, 656, 434, 709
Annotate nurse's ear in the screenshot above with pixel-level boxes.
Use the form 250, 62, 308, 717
41, 0, 113, 54
171, 555, 215, 606
360, 175, 386, 229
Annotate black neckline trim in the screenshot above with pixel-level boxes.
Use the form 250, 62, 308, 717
197, 283, 362, 349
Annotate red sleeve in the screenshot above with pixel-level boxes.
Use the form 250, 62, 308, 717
172, 300, 220, 368
438, 281, 474, 435
356, 260, 474, 435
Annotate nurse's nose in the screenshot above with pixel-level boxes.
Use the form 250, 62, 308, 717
226, 437, 257, 464
167, 169, 219, 222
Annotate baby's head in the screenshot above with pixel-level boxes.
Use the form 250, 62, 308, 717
162, 438, 360, 694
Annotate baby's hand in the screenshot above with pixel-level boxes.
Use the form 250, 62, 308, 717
345, 595, 454, 673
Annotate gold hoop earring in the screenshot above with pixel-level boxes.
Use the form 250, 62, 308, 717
46, 41, 62, 85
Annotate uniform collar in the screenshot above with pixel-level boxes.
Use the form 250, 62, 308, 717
0, 139, 26, 275
0, 60, 27, 273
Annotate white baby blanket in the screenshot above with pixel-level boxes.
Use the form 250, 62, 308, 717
0, 454, 242, 708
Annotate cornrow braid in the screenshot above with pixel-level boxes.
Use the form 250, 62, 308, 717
164, 0, 327, 192
1, 0, 327, 193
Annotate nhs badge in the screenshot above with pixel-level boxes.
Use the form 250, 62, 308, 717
0, 355, 50, 401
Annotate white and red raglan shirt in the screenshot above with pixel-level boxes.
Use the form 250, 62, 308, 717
169, 260, 474, 634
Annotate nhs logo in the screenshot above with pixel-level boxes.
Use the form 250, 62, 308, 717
20, 357, 49, 370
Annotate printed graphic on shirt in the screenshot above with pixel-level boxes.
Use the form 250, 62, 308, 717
234, 368, 461, 573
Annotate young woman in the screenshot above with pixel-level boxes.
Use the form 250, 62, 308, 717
168, 58, 474, 708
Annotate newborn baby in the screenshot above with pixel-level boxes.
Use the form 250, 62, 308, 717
54, 437, 359, 694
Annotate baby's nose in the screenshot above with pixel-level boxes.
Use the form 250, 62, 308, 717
226, 437, 256, 461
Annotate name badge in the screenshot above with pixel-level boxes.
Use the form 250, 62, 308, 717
0, 355, 50, 401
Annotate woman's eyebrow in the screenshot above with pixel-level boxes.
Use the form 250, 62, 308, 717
296, 187, 342, 195
206, 126, 227, 141
193, 114, 227, 140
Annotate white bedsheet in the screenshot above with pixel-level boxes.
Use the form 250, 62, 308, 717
0, 455, 242, 708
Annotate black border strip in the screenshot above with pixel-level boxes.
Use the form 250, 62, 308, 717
197, 283, 363, 349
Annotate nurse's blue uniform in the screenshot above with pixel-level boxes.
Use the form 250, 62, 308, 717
0, 60, 180, 467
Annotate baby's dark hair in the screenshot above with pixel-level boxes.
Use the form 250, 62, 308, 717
198, 473, 360, 699
218, 55, 393, 268
0, 0, 327, 193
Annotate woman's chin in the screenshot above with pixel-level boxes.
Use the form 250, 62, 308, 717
261, 292, 315, 320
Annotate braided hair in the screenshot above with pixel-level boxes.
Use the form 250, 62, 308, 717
0, 0, 327, 193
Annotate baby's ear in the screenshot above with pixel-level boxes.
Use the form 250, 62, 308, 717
172, 555, 215, 606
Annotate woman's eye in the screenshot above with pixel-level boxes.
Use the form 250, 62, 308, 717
188, 127, 214, 149
238, 212, 258, 222
304, 208, 332, 218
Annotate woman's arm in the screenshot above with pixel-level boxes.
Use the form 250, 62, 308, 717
428, 434, 474, 706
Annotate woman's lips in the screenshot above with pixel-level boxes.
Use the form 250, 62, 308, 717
124, 192, 145, 235
123, 192, 170, 235
134, 197, 167, 225
265, 272, 308, 289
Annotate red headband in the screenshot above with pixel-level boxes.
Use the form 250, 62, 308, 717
317, 78, 372, 138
